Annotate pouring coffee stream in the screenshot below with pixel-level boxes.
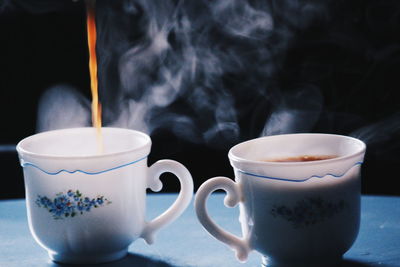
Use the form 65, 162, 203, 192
85, 0, 103, 153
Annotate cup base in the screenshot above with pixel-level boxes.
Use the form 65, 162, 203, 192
261, 255, 343, 267
49, 249, 128, 264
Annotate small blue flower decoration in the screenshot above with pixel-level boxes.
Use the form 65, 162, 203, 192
271, 197, 346, 228
35, 190, 111, 220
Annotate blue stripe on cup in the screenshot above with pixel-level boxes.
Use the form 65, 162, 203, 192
20, 155, 148, 175
238, 161, 363, 182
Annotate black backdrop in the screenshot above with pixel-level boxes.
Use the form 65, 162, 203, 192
1, 0, 399, 199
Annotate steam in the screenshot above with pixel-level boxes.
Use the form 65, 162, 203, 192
261, 86, 323, 136
38, 0, 277, 148
105, 0, 272, 146
351, 113, 400, 156
34, 0, 398, 152
37, 85, 90, 132
208, 0, 273, 39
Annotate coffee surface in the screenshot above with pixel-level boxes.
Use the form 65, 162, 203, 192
264, 155, 337, 162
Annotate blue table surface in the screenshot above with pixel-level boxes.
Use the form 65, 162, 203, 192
0, 194, 399, 267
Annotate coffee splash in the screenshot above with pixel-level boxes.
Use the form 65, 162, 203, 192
86, 0, 103, 153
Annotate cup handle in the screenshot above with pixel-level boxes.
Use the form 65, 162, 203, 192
140, 159, 193, 244
194, 177, 251, 262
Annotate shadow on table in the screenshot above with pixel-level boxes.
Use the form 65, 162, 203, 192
340, 259, 391, 267
49, 252, 187, 267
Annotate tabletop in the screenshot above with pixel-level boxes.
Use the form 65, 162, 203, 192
0, 194, 399, 267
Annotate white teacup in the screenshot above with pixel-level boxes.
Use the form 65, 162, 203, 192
16, 127, 193, 264
195, 133, 366, 267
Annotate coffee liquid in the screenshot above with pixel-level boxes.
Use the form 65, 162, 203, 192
86, 0, 103, 153
264, 155, 337, 162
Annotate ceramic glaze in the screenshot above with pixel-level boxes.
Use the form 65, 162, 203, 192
195, 133, 366, 267
17, 127, 194, 264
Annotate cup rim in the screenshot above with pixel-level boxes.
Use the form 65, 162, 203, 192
16, 127, 151, 160
228, 133, 366, 167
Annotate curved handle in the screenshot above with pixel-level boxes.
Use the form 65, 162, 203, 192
141, 160, 193, 244
194, 177, 251, 262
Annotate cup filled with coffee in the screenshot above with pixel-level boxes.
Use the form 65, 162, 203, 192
195, 133, 366, 267
16, 127, 194, 264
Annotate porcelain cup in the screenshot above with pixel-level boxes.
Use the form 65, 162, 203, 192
195, 133, 366, 267
16, 127, 193, 264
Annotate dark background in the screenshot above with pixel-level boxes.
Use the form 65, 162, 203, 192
0, 0, 399, 199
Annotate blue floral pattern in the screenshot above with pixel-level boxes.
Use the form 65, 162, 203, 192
270, 197, 346, 228
35, 190, 111, 220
